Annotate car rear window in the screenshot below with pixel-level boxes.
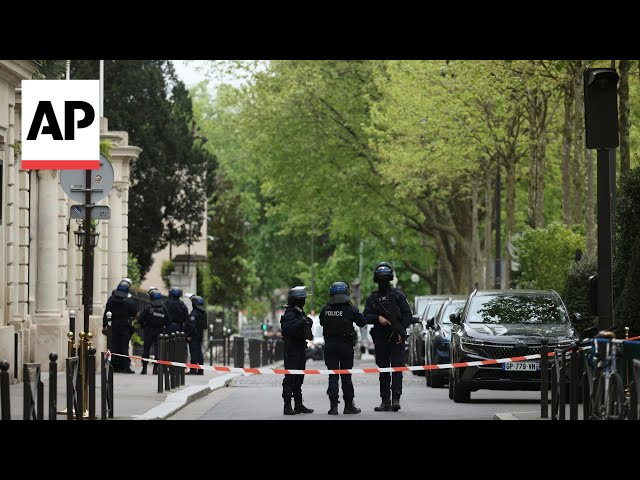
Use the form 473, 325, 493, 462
467, 293, 568, 324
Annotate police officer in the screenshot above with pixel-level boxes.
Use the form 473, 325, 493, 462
320, 281, 367, 415
186, 295, 207, 375
139, 288, 171, 375
103, 280, 138, 373
363, 262, 412, 411
281, 286, 314, 415
165, 287, 189, 334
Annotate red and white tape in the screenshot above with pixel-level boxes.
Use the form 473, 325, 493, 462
106, 336, 639, 375
106, 351, 552, 375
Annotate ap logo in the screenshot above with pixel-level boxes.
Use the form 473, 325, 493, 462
21, 80, 100, 170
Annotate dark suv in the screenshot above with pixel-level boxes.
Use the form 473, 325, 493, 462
449, 289, 580, 403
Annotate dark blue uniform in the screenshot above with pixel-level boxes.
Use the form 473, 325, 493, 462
320, 302, 367, 403
103, 294, 138, 372
281, 305, 313, 401
165, 298, 189, 334
139, 303, 171, 371
363, 288, 413, 398
186, 309, 207, 373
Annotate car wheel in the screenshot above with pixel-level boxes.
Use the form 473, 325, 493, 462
452, 368, 471, 403
448, 370, 454, 399
426, 370, 432, 387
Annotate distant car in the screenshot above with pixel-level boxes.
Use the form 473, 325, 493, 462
448, 289, 581, 403
425, 298, 466, 388
407, 297, 449, 375
306, 314, 363, 361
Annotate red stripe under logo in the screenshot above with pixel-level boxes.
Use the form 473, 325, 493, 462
21, 160, 100, 170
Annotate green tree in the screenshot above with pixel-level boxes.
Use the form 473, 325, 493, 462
563, 255, 597, 335
614, 236, 640, 336
613, 167, 640, 303
512, 222, 585, 294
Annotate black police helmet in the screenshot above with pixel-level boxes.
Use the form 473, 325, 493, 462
169, 287, 183, 298
114, 280, 130, 298
191, 295, 205, 312
373, 262, 394, 283
287, 286, 308, 307
329, 281, 351, 305
149, 289, 163, 307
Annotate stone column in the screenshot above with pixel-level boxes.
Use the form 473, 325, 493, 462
33, 170, 66, 366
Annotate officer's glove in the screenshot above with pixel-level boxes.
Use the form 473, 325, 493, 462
102, 327, 108, 336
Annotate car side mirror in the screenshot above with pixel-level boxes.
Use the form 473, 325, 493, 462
426, 318, 435, 328
449, 313, 461, 325
572, 312, 583, 324
412, 314, 421, 325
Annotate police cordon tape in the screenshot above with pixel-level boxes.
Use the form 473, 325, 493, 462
106, 335, 640, 375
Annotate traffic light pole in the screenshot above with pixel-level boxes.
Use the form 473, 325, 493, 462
596, 149, 614, 330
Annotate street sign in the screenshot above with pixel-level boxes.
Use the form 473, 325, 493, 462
60, 153, 114, 203
70, 204, 111, 220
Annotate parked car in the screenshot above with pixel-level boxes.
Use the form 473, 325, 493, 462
407, 296, 449, 375
448, 289, 581, 403
425, 298, 467, 388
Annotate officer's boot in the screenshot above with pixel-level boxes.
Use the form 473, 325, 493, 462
374, 396, 392, 412
283, 399, 296, 415
328, 398, 339, 415
152, 363, 158, 375
197, 367, 204, 375
140, 362, 147, 375
343, 399, 361, 415
391, 393, 401, 412
294, 398, 314, 414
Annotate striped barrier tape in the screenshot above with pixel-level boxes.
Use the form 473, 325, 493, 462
107, 351, 552, 375
106, 336, 640, 375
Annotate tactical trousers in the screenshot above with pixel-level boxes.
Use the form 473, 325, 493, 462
373, 331, 404, 397
282, 346, 307, 401
189, 338, 204, 365
323, 337, 355, 402
111, 328, 131, 371
142, 328, 162, 368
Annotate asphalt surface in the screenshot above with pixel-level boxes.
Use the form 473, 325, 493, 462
170, 355, 542, 420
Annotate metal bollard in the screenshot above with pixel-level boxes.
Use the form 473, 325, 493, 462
88, 348, 96, 420
249, 339, 260, 368
557, 349, 566, 421
180, 332, 186, 386
23, 363, 43, 420
66, 357, 81, 420
551, 352, 558, 420
170, 333, 177, 389
234, 336, 245, 368
158, 334, 164, 393
569, 347, 579, 420
49, 353, 58, 420
582, 357, 591, 420
100, 351, 114, 419
163, 335, 171, 391
209, 325, 214, 366
1, 360, 10, 420
540, 339, 548, 419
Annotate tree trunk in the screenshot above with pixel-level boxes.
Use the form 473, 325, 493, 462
527, 88, 548, 228
504, 153, 516, 287
562, 77, 574, 225
471, 176, 482, 290
618, 60, 631, 176
484, 166, 493, 289
571, 61, 585, 225
586, 147, 596, 256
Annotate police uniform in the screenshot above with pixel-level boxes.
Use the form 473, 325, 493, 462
186, 304, 207, 375
139, 295, 170, 374
165, 297, 189, 334
320, 300, 367, 413
364, 283, 412, 409
281, 304, 314, 413
103, 287, 138, 373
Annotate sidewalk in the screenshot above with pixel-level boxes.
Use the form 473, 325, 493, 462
495, 406, 584, 420
5, 359, 282, 420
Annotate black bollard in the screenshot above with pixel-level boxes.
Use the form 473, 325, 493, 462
158, 334, 164, 394
49, 353, 58, 420
261, 340, 268, 366
101, 352, 107, 420
234, 336, 245, 368
66, 357, 81, 420
180, 332, 186, 386
170, 333, 176, 389
1, 360, 10, 420
569, 347, 579, 420
88, 348, 96, 420
163, 335, 171, 391
551, 352, 558, 420
23, 363, 43, 421
249, 339, 260, 368
558, 350, 566, 421
540, 339, 548, 419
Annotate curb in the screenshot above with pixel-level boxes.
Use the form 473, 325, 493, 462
494, 412, 520, 420
133, 373, 241, 420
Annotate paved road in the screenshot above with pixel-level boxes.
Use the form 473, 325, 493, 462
170, 356, 541, 420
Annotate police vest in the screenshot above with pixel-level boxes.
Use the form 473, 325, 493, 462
321, 303, 355, 338
147, 306, 167, 328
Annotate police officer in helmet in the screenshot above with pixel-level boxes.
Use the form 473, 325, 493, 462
363, 262, 412, 411
139, 288, 171, 375
186, 295, 207, 375
165, 287, 189, 334
281, 286, 314, 415
103, 280, 138, 373
320, 281, 367, 415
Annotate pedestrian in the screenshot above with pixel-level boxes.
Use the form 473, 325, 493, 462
139, 288, 171, 375
165, 287, 188, 334
363, 262, 413, 411
281, 286, 314, 415
102, 280, 138, 373
186, 295, 207, 375
319, 281, 367, 415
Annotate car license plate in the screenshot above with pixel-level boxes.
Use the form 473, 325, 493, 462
502, 361, 540, 371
